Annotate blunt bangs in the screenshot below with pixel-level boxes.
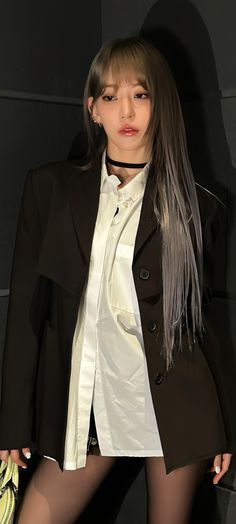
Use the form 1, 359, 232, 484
89, 40, 154, 101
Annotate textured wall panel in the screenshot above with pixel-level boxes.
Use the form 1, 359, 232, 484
0, 1, 101, 97
102, 0, 235, 94
0, 98, 83, 289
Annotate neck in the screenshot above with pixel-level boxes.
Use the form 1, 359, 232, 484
106, 159, 147, 186
107, 145, 150, 165
106, 153, 147, 170
105, 147, 151, 184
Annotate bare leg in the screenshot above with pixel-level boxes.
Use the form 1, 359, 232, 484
145, 457, 209, 524
16, 454, 117, 524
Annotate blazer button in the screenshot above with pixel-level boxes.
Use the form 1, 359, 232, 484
155, 373, 163, 385
139, 268, 150, 280
148, 320, 157, 332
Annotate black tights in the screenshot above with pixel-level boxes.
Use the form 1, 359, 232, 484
145, 457, 209, 524
16, 455, 208, 524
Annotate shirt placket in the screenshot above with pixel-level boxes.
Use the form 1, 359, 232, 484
93, 193, 136, 450
75, 181, 119, 461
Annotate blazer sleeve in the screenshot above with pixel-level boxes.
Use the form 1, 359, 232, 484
201, 196, 221, 304
0, 170, 47, 449
201, 195, 234, 452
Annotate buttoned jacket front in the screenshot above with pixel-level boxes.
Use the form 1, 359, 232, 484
0, 157, 231, 473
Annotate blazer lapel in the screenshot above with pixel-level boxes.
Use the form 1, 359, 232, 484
133, 166, 160, 261
36, 160, 101, 297
66, 162, 101, 264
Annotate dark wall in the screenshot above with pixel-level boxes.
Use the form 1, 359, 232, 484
0, 1, 235, 523
0, 0, 101, 357
0, 0, 101, 281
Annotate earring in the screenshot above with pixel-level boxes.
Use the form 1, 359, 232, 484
92, 119, 102, 128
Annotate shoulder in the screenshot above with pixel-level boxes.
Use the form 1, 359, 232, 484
30, 158, 87, 193
195, 183, 223, 228
28, 158, 93, 205
24, 158, 92, 222
195, 183, 226, 246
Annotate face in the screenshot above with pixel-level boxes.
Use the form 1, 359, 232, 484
88, 71, 152, 159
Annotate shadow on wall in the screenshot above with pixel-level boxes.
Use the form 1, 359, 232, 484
140, 0, 236, 202
66, 2, 236, 523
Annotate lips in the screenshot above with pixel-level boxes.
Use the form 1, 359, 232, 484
118, 125, 139, 136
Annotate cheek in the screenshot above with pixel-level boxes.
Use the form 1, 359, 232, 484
100, 120, 116, 140
145, 103, 151, 121
145, 114, 151, 132
102, 112, 117, 130
138, 103, 151, 124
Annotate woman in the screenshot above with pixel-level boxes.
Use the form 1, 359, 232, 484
0, 37, 232, 524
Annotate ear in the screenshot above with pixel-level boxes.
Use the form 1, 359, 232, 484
87, 96, 102, 125
87, 96, 94, 115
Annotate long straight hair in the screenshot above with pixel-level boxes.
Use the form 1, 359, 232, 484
83, 37, 203, 369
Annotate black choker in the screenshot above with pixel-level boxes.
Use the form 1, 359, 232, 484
106, 153, 147, 169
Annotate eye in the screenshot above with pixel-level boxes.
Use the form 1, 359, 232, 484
134, 92, 149, 99
102, 95, 117, 102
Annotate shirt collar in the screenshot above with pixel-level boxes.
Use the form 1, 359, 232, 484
100, 150, 150, 202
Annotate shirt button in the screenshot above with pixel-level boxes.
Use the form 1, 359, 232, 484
148, 320, 157, 332
155, 373, 163, 385
91, 438, 98, 445
139, 268, 150, 280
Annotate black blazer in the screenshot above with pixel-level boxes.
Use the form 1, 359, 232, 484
0, 158, 232, 473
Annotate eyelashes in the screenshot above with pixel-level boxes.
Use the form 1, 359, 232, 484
134, 93, 149, 99
102, 95, 116, 102
101, 92, 149, 102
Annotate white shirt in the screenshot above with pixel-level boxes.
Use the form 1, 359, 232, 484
63, 151, 163, 469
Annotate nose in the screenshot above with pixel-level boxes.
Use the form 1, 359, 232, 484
120, 97, 134, 120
